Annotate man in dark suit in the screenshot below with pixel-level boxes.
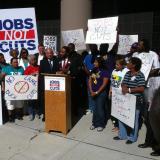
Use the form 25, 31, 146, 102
39, 48, 59, 121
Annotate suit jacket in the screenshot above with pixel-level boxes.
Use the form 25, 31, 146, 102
39, 56, 59, 74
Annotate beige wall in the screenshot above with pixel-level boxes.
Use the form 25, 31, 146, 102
60, 0, 92, 46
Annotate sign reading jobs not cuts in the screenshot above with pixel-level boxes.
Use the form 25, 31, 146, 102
86, 16, 118, 44
111, 88, 136, 128
5, 75, 38, 100
0, 8, 39, 62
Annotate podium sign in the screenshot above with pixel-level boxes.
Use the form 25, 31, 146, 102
44, 74, 71, 135
45, 76, 65, 91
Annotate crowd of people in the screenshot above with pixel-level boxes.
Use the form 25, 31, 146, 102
0, 37, 160, 156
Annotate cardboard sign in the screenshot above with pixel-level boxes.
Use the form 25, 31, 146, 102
0, 8, 39, 62
86, 16, 118, 44
45, 76, 65, 91
111, 88, 136, 128
5, 75, 38, 100
43, 35, 57, 52
62, 29, 86, 51
117, 35, 138, 55
134, 52, 154, 81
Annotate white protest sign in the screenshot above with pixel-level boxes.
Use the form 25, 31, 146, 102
117, 35, 138, 55
134, 53, 154, 81
45, 76, 65, 91
5, 75, 38, 100
43, 35, 57, 52
111, 88, 136, 128
86, 16, 118, 44
0, 86, 2, 125
0, 8, 39, 62
62, 29, 86, 51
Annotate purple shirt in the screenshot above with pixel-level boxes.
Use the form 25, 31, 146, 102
91, 68, 109, 92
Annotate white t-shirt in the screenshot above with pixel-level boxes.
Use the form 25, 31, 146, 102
38, 54, 44, 65
111, 68, 129, 89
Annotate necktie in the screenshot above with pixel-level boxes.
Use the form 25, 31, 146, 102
49, 60, 52, 70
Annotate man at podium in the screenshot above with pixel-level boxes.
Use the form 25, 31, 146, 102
39, 48, 59, 121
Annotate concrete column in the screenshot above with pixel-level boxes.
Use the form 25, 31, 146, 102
60, 0, 92, 46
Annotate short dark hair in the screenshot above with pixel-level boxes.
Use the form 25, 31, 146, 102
10, 57, 18, 64
129, 57, 142, 71
0, 53, 4, 57
141, 39, 150, 52
95, 56, 107, 70
99, 43, 109, 56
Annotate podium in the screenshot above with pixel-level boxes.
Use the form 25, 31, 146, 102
44, 74, 71, 134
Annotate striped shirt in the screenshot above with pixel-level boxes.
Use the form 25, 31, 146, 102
122, 71, 145, 96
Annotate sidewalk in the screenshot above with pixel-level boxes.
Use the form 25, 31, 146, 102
0, 114, 158, 160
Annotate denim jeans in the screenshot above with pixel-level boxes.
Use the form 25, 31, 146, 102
88, 90, 95, 112
92, 91, 107, 128
118, 109, 140, 142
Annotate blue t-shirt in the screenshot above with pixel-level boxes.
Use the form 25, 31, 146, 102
2, 65, 24, 75
83, 54, 94, 71
91, 68, 110, 92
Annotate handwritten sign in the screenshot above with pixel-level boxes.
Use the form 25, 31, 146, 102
86, 16, 118, 44
5, 75, 38, 100
0, 86, 2, 125
111, 88, 136, 128
134, 53, 154, 80
62, 29, 86, 51
117, 35, 138, 55
43, 35, 57, 52
45, 76, 65, 91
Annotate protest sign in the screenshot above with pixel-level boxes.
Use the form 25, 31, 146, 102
5, 75, 38, 100
45, 76, 65, 91
43, 35, 57, 52
111, 88, 136, 128
0, 86, 2, 125
62, 29, 86, 51
0, 8, 39, 62
134, 53, 154, 81
86, 16, 118, 44
117, 35, 138, 55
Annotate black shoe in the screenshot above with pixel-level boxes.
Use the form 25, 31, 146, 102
9, 117, 15, 123
138, 143, 151, 148
150, 150, 160, 156
113, 136, 121, 140
126, 140, 133, 144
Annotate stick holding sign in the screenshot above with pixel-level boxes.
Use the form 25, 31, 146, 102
111, 88, 136, 128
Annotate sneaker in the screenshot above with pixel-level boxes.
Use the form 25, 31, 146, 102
126, 140, 133, 144
90, 125, 95, 130
97, 127, 104, 132
113, 136, 121, 140
29, 115, 35, 121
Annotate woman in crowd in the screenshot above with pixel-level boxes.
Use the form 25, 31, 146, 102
2, 58, 24, 122
89, 56, 110, 132
113, 57, 145, 144
24, 55, 39, 121
19, 48, 29, 70
109, 58, 128, 132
